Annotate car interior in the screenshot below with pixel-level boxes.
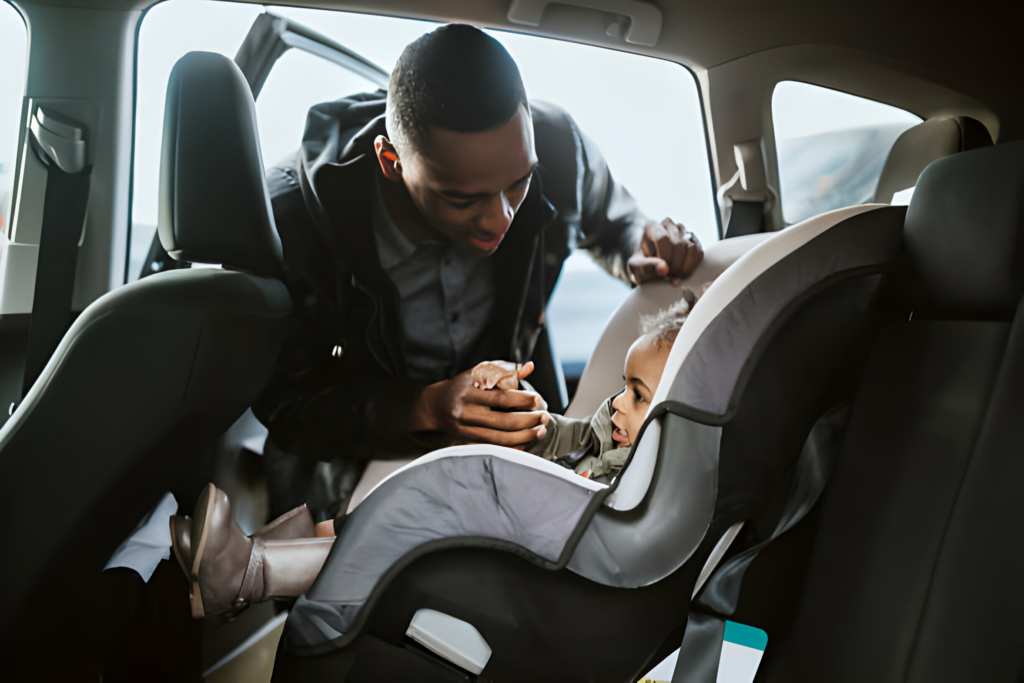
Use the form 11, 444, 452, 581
0, 0, 1021, 681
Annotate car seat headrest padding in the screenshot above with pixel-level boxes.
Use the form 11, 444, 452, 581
901, 140, 1024, 320
661, 205, 903, 418
158, 51, 284, 277
607, 204, 904, 514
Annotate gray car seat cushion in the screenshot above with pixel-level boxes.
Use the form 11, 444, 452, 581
286, 446, 606, 650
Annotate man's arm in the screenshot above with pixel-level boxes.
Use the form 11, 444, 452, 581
571, 115, 704, 285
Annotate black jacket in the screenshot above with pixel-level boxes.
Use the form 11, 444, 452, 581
252, 94, 645, 463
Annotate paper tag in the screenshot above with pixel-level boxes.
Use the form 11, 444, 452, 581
639, 621, 768, 683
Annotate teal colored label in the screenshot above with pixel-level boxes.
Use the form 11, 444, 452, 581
724, 621, 768, 651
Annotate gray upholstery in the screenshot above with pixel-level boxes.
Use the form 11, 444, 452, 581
901, 141, 1024, 319
283, 203, 905, 661
873, 116, 993, 205
287, 447, 604, 648
159, 51, 284, 278
0, 51, 292, 664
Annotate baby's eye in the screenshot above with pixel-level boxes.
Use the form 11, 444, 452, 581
633, 388, 644, 403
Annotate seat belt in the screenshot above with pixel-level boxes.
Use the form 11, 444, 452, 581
718, 139, 776, 239
671, 401, 851, 682
21, 107, 92, 396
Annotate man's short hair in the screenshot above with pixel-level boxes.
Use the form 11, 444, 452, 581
387, 24, 529, 149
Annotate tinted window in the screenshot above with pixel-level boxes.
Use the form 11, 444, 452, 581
772, 81, 921, 225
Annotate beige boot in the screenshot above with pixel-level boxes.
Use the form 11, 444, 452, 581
170, 484, 333, 618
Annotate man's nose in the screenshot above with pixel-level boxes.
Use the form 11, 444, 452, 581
478, 192, 514, 234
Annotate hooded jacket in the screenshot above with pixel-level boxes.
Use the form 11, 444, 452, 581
252, 94, 646, 463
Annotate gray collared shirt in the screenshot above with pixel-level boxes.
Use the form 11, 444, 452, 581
372, 177, 495, 383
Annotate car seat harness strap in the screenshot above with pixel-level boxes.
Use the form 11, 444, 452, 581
672, 400, 851, 682
22, 107, 93, 397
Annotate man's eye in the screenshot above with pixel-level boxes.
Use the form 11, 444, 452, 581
447, 199, 476, 210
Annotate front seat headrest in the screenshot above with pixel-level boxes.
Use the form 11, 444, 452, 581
902, 140, 1024, 320
873, 116, 994, 204
158, 51, 283, 278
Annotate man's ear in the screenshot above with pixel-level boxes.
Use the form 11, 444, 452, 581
374, 136, 403, 182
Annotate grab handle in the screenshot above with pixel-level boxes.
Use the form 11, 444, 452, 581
507, 0, 663, 46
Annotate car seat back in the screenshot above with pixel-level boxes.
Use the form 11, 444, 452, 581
755, 141, 1024, 682
570, 203, 904, 588
0, 52, 291, 664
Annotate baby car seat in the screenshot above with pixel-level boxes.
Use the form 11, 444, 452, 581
271, 186, 905, 680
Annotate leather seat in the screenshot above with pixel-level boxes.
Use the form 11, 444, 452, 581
739, 141, 1024, 681
0, 51, 291, 668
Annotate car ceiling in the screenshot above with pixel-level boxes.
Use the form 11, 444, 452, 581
16, 0, 1024, 142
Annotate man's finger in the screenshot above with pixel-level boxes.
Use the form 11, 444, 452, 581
458, 423, 547, 448
460, 405, 548, 430
680, 231, 704, 276
628, 255, 669, 284
468, 387, 544, 411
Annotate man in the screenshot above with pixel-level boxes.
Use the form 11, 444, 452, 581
253, 24, 704, 519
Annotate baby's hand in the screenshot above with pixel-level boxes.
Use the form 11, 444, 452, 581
471, 360, 534, 390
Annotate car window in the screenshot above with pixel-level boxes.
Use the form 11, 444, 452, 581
772, 81, 921, 225
0, 3, 28, 239
134, 2, 717, 387
255, 48, 381, 170
130, 0, 263, 281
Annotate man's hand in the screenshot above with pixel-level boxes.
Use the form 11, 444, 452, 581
628, 217, 704, 285
409, 362, 549, 447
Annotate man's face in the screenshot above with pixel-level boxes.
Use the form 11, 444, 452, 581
397, 104, 537, 254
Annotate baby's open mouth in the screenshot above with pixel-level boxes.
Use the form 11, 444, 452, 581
612, 426, 629, 444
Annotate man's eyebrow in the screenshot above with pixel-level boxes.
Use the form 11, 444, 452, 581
436, 165, 537, 200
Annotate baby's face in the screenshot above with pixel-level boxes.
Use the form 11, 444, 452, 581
610, 334, 671, 448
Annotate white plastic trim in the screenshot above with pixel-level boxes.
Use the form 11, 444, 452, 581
613, 204, 890, 511
406, 608, 493, 675
603, 417, 659, 511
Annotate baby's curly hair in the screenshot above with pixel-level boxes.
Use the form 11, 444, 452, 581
638, 281, 713, 347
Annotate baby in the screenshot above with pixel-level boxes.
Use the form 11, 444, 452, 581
170, 292, 701, 618
525, 293, 695, 482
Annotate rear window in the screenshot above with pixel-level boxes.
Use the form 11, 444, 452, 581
772, 81, 921, 225
0, 3, 28, 237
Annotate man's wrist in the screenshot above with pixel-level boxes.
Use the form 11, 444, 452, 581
408, 382, 440, 432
